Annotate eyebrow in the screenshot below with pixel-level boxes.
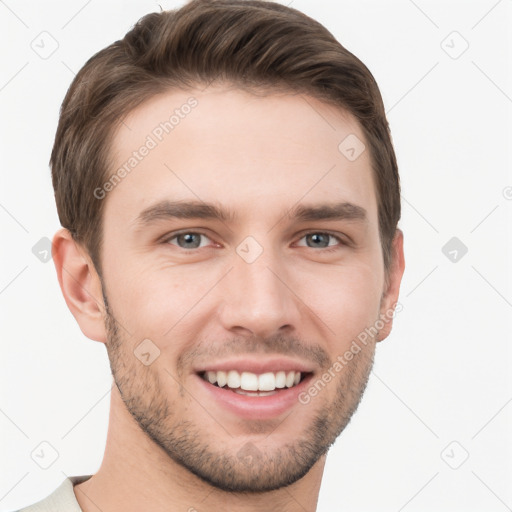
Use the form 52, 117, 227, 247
133, 199, 368, 230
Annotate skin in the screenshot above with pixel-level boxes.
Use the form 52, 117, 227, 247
52, 84, 405, 512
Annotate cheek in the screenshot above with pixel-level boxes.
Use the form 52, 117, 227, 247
104, 256, 214, 340
307, 262, 383, 346
101, 254, 163, 331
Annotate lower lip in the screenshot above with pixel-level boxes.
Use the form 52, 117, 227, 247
195, 373, 313, 420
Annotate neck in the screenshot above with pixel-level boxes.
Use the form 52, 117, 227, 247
74, 384, 325, 512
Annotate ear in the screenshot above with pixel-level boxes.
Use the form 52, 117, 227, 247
52, 228, 107, 343
377, 228, 405, 342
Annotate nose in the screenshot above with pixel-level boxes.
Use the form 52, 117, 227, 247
218, 244, 302, 339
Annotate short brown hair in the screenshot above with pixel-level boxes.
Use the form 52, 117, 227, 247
51, 0, 400, 278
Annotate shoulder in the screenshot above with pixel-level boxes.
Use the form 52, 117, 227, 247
14, 475, 92, 512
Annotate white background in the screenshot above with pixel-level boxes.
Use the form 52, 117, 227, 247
1, 1, 511, 511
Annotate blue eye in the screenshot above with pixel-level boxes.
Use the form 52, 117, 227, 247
163, 230, 346, 252
166, 232, 212, 249
296, 232, 345, 250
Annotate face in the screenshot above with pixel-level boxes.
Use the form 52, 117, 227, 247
97, 85, 396, 492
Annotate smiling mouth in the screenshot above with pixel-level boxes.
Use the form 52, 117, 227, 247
199, 370, 310, 396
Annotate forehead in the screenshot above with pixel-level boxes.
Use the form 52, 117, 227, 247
104, 85, 378, 229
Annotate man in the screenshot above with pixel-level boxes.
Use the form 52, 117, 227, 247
18, 0, 405, 510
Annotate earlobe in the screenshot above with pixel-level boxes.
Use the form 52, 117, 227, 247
52, 228, 107, 343
377, 228, 405, 342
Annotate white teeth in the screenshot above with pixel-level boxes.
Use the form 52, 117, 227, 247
240, 372, 259, 391
202, 370, 304, 391
258, 372, 275, 391
216, 370, 227, 387
275, 371, 286, 388
235, 389, 277, 396
227, 370, 241, 389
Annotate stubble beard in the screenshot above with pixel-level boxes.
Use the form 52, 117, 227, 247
102, 292, 376, 493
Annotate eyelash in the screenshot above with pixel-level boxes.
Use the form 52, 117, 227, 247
162, 230, 347, 253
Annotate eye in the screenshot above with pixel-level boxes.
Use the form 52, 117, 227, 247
162, 230, 347, 252
295, 231, 345, 250
165, 231, 214, 250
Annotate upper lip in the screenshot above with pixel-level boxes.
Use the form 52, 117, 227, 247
194, 356, 316, 375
